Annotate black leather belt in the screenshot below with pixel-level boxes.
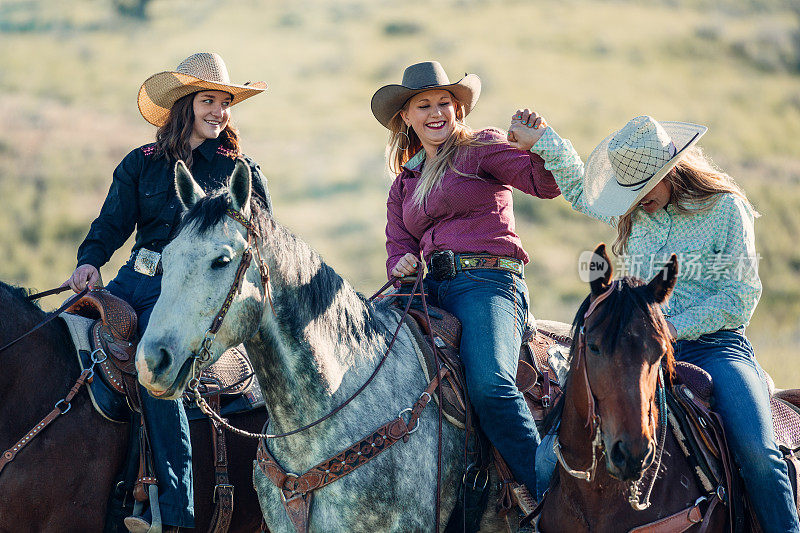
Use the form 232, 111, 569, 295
428, 251, 524, 282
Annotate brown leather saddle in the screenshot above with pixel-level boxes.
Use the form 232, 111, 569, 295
63, 288, 255, 532
404, 305, 571, 432
65, 289, 255, 403
669, 361, 800, 528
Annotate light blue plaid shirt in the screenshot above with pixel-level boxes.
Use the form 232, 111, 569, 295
531, 127, 761, 340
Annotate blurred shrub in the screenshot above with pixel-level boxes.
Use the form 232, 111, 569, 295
383, 21, 422, 36
112, 0, 150, 19
732, 24, 800, 72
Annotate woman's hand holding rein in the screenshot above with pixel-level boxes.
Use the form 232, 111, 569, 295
391, 252, 420, 278
62, 264, 102, 293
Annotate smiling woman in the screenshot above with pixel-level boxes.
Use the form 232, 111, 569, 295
62, 52, 271, 533
371, 60, 562, 526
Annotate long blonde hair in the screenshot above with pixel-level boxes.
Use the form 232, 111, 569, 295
386, 94, 484, 207
612, 146, 757, 255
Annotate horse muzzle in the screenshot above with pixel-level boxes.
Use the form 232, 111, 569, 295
607, 438, 655, 482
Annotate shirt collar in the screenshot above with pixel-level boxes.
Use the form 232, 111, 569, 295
195, 137, 223, 162
402, 149, 426, 174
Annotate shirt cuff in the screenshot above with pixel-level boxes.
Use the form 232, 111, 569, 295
530, 126, 561, 154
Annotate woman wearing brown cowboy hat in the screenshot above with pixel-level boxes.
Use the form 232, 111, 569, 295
508, 111, 799, 532
373, 61, 562, 524
63, 52, 271, 533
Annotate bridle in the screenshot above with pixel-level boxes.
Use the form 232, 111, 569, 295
188, 208, 272, 385
552, 280, 666, 510
552, 280, 617, 483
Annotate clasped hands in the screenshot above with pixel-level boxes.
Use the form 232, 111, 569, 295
507, 108, 548, 151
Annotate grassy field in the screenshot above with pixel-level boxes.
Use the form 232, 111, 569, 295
1, 0, 799, 385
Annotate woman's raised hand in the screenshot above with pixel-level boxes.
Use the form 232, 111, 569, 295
62, 264, 102, 293
391, 252, 420, 278
507, 108, 548, 151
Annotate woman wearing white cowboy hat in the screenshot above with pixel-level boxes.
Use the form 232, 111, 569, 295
507, 111, 800, 532
373, 61, 562, 523
63, 52, 271, 533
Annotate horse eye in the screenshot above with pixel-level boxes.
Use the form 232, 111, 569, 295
211, 256, 231, 270
587, 342, 601, 354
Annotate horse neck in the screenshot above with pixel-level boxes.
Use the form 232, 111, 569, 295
0, 290, 76, 444
247, 222, 387, 433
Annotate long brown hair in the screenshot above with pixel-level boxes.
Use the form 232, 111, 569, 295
612, 146, 757, 255
386, 93, 486, 207
153, 92, 241, 166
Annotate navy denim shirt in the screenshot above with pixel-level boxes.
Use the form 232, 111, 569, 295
77, 137, 272, 269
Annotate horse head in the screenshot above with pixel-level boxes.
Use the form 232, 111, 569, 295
572, 243, 678, 482
136, 159, 269, 399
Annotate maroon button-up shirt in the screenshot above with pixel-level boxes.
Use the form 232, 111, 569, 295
385, 128, 561, 278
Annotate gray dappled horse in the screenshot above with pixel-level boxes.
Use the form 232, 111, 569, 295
136, 160, 514, 532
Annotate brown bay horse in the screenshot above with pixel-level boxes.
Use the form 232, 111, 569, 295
538, 244, 727, 532
0, 281, 266, 533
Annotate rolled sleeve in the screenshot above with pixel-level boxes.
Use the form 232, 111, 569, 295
476, 129, 560, 199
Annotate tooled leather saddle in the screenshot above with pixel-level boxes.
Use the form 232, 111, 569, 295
60, 288, 262, 533
666, 362, 800, 531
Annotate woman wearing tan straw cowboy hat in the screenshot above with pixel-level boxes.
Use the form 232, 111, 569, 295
62, 52, 271, 533
508, 111, 800, 532
373, 60, 561, 522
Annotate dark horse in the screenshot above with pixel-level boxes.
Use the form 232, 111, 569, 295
538, 244, 726, 532
0, 281, 266, 533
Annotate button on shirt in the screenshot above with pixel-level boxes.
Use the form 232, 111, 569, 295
77, 137, 272, 269
385, 128, 561, 278
530, 127, 761, 340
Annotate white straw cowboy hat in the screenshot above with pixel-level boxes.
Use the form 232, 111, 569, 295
371, 61, 481, 128
137, 52, 267, 127
584, 115, 708, 217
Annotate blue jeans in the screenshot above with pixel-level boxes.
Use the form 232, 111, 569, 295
675, 330, 799, 533
106, 260, 195, 528
425, 267, 540, 491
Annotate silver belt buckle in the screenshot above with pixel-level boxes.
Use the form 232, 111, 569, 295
134, 248, 161, 276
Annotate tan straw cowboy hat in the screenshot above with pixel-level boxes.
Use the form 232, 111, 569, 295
584, 115, 708, 217
371, 61, 481, 128
137, 52, 267, 127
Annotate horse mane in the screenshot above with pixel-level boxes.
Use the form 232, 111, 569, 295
540, 276, 675, 435
0, 281, 45, 324
178, 188, 384, 364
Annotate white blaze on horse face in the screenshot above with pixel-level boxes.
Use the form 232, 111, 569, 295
136, 215, 264, 394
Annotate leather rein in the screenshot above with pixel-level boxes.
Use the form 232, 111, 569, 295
552, 280, 617, 483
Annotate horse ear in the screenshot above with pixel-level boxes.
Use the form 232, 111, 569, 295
590, 243, 613, 296
229, 158, 252, 217
648, 253, 679, 304
174, 160, 206, 209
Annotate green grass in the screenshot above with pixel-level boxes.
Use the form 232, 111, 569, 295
1, 0, 799, 386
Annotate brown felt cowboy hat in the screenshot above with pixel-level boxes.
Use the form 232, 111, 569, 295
371, 61, 481, 128
137, 52, 267, 127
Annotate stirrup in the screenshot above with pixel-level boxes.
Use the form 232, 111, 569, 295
512, 484, 537, 519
